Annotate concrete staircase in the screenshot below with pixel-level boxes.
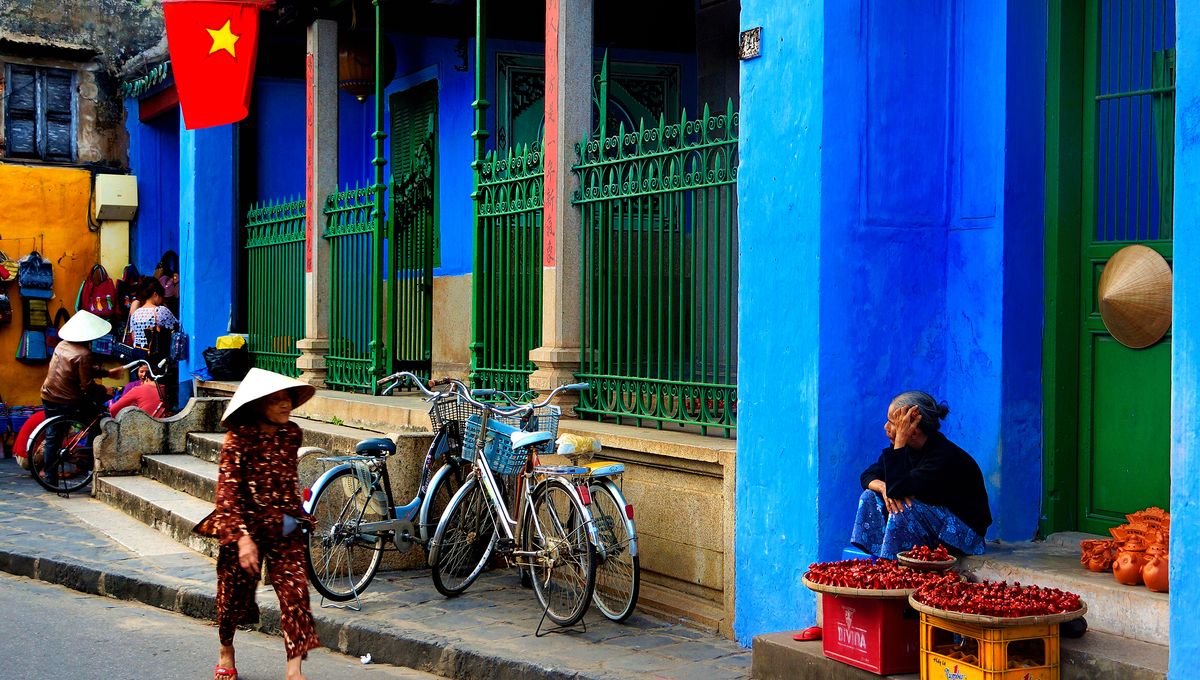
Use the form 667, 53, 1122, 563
750, 534, 1170, 679
96, 416, 434, 572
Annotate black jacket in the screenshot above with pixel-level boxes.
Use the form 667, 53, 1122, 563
859, 432, 992, 537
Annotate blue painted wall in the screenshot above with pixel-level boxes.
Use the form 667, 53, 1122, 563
736, 0, 1047, 645
178, 121, 236, 397
252, 78, 306, 200
735, 0, 824, 644
126, 99, 181, 275
1170, 1, 1200, 674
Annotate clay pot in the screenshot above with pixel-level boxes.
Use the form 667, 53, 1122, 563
1142, 553, 1169, 592
1113, 537, 1148, 586
1080, 539, 1117, 572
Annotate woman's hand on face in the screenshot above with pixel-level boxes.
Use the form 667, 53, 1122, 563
237, 534, 260, 576
891, 405, 921, 449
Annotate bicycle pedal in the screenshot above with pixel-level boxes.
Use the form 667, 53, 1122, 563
495, 538, 516, 554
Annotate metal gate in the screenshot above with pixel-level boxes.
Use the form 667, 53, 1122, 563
324, 184, 383, 392
470, 144, 544, 392
574, 95, 739, 435
244, 196, 306, 377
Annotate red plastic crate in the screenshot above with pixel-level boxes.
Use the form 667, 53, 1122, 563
821, 593, 920, 675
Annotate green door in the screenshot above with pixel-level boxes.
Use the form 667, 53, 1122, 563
1074, 0, 1175, 534
388, 80, 437, 378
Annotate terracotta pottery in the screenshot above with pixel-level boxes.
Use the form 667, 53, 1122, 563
1143, 553, 1170, 592
1080, 539, 1118, 572
1113, 537, 1148, 586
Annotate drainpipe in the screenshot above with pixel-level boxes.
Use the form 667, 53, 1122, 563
371, 0, 388, 391
468, 0, 489, 382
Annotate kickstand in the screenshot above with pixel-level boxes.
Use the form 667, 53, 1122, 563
534, 595, 587, 637
319, 591, 362, 612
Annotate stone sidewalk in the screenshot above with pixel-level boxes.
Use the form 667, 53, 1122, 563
0, 459, 750, 680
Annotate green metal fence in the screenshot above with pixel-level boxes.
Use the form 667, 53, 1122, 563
574, 101, 739, 435
471, 143, 545, 392
244, 196, 306, 377
390, 136, 435, 379
324, 184, 383, 392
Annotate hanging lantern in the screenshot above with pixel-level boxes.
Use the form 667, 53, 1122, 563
338, 37, 374, 102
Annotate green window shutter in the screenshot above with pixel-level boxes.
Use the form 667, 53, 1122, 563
389, 80, 438, 264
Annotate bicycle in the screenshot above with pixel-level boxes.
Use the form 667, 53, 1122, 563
29, 358, 169, 494
427, 381, 602, 630
481, 390, 641, 623
301, 371, 475, 607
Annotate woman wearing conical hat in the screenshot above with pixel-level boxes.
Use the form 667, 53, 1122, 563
194, 369, 319, 680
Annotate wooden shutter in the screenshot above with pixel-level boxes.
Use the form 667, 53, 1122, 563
389, 80, 437, 178
4, 65, 39, 157
42, 68, 75, 161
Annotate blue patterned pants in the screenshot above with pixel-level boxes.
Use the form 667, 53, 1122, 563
850, 489, 985, 559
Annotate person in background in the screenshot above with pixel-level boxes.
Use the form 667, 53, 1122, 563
193, 369, 319, 680
851, 390, 992, 559
155, 250, 180, 316
39, 310, 126, 485
109, 365, 166, 418
128, 277, 179, 350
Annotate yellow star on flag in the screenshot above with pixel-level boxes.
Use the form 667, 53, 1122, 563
207, 19, 240, 57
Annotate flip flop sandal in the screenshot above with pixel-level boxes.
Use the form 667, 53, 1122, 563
793, 625, 822, 641
214, 666, 238, 680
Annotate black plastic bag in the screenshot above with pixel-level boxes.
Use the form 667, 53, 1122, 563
203, 346, 250, 381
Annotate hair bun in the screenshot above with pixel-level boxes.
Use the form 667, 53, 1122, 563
936, 401, 951, 419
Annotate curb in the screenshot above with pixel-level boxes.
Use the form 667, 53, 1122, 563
0, 547, 599, 680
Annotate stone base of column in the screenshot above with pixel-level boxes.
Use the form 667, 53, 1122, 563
296, 337, 329, 388
529, 346, 582, 411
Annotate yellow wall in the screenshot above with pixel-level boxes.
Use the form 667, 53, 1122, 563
0, 164, 101, 406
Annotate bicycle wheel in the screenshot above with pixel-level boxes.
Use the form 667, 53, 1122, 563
430, 476, 497, 596
589, 480, 640, 622
304, 467, 386, 601
29, 416, 95, 494
521, 477, 597, 626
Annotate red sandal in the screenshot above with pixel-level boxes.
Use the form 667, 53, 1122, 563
214, 666, 238, 680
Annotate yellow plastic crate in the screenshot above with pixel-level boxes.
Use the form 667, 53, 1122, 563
919, 612, 1060, 680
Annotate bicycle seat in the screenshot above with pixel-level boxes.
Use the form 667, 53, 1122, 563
510, 430, 553, 450
355, 438, 396, 457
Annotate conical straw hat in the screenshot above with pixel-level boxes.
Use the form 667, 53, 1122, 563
58, 310, 113, 343
1098, 244, 1172, 349
221, 368, 317, 427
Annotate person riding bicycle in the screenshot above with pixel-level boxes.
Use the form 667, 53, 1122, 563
39, 310, 125, 484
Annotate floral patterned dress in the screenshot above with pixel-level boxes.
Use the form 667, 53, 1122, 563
194, 422, 318, 659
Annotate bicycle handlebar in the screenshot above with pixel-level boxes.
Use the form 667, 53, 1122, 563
121, 358, 169, 381
376, 371, 468, 399
452, 382, 589, 419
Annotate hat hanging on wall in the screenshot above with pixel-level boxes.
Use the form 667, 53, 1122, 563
1097, 244, 1173, 349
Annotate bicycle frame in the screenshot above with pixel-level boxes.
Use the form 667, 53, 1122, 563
464, 409, 602, 558
303, 428, 461, 544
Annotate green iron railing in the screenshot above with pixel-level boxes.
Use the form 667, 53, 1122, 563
390, 134, 435, 379
573, 100, 739, 435
324, 184, 383, 392
244, 196, 306, 377
471, 143, 544, 392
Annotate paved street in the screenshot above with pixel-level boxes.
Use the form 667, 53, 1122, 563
0, 571, 440, 680
0, 459, 751, 679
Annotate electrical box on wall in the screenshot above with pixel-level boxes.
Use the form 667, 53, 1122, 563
94, 174, 139, 221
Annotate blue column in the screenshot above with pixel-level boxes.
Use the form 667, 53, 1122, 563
1170, 0, 1200, 673
734, 0, 824, 646
178, 120, 236, 397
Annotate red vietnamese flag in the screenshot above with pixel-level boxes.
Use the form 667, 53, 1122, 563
163, 0, 269, 129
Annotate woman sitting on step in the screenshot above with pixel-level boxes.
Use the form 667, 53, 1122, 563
193, 369, 319, 680
851, 390, 992, 559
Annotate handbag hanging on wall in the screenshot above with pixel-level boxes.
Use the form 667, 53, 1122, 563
76, 264, 118, 318
16, 286, 52, 364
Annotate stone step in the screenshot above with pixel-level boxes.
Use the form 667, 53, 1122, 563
958, 535, 1168, 644
94, 475, 220, 559
143, 454, 218, 503
185, 416, 432, 465
751, 628, 1167, 680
